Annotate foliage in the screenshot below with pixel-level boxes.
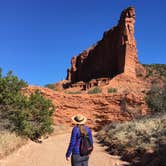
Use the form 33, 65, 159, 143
0, 68, 55, 140
12, 90, 54, 140
143, 64, 166, 78
97, 114, 166, 163
65, 91, 81, 94
45, 84, 56, 90
107, 87, 117, 93
87, 87, 102, 94
145, 84, 166, 113
0, 69, 27, 107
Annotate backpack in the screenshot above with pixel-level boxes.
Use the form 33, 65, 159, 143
79, 131, 93, 156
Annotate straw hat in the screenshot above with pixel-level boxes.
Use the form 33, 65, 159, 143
71, 114, 87, 125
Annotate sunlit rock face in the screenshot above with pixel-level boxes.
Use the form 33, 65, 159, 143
66, 7, 137, 84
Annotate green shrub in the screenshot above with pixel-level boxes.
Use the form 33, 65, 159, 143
0, 68, 55, 140
87, 87, 102, 94
143, 64, 166, 78
0, 69, 27, 107
146, 84, 166, 113
65, 91, 81, 94
45, 84, 56, 90
0, 69, 28, 130
12, 90, 54, 140
107, 88, 117, 93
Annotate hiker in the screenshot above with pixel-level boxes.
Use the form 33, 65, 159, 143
66, 114, 93, 166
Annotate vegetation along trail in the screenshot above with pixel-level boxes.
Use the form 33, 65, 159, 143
0, 132, 129, 166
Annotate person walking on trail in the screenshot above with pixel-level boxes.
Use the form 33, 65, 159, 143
66, 114, 93, 166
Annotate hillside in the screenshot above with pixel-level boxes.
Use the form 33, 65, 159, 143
143, 64, 166, 86
42, 7, 166, 129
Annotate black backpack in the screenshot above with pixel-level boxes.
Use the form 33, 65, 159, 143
79, 132, 93, 156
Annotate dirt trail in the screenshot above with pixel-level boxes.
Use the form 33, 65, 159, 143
0, 132, 129, 166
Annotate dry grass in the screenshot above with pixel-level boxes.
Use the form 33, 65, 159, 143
0, 131, 27, 159
0, 125, 70, 159
97, 114, 166, 154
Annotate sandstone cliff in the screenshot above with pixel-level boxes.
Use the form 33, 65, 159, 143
25, 7, 153, 129
23, 86, 148, 130
66, 7, 137, 88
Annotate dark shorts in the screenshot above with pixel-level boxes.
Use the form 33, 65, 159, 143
71, 154, 89, 166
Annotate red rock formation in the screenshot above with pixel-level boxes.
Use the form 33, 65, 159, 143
21, 7, 151, 130
66, 7, 138, 85
23, 86, 148, 130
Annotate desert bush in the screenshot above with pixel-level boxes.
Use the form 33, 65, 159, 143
146, 84, 166, 113
12, 90, 55, 140
0, 68, 55, 140
65, 91, 81, 94
45, 84, 57, 90
107, 88, 117, 93
87, 87, 102, 94
0, 69, 28, 130
0, 69, 27, 107
143, 64, 166, 78
97, 114, 166, 159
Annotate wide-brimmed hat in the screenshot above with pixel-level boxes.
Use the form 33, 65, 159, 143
71, 114, 87, 125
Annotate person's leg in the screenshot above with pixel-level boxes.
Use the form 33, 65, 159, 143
71, 154, 89, 166
71, 155, 82, 166
81, 156, 89, 166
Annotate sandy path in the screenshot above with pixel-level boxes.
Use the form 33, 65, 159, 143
0, 133, 129, 166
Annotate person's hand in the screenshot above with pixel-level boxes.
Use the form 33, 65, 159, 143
66, 157, 70, 161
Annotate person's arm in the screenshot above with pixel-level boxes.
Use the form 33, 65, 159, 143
66, 127, 77, 158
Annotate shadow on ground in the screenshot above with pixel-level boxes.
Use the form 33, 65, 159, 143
97, 139, 166, 166
125, 143, 166, 166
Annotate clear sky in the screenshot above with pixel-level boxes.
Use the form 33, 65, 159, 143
0, 0, 166, 85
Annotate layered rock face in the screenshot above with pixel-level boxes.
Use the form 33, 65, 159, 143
23, 86, 148, 130
66, 7, 137, 85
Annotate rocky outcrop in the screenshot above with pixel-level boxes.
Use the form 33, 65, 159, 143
21, 7, 150, 130
23, 86, 148, 130
66, 7, 138, 86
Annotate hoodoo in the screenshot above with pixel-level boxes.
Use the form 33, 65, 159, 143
66, 7, 137, 89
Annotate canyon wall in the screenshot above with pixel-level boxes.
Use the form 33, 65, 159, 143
23, 86, 148, 130
66, 7, 138, 84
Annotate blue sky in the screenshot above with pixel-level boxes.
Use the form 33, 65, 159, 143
0, 0, 166, 85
